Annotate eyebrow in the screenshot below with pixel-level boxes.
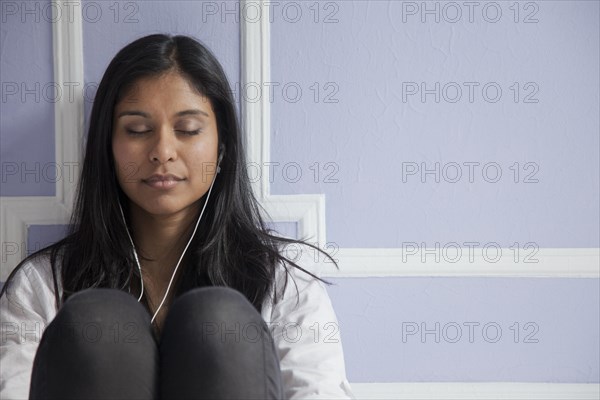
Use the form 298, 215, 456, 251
116, 109, 210, 119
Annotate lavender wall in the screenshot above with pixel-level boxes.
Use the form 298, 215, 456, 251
327, 277, 599, 382
27, 224, 69, 255
268, 0, 599, 383
1, 0, 55, 196
1, 0, 598, 387
80, 0, 241, 130
270, 0, 599, 249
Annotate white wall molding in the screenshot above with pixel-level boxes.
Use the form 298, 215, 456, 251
350, 382, 600, 400
240, 0, 269, 200
321, 248, 600, 278
238, 1, 600, 281
52, 0, 84, 210
240, 0, 326, 248
0, 0, 83, 281
0, 198, 71, 281
261, 194, 326, 245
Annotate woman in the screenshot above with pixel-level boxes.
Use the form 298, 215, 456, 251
0, 34, 354, 399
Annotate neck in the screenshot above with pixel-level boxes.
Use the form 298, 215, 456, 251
129, 202, 200, 285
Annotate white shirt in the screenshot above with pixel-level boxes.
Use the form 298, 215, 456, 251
0, 246, 355, 400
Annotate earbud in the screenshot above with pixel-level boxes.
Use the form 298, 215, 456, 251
217, 144, 225, 173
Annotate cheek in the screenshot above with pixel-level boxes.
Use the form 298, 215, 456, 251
112, 140, 140, 182
185, 145, 218, 182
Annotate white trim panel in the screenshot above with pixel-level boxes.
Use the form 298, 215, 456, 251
350, 382, 600, 400
52, 0, 84, 210
322, 248, 600, 278
261, 194, 326, 246
0, 0, 83, 281
240, 0, 326, 247
240, 0, 271, 199
238, 0, 599, 280
0, 198, 71, 281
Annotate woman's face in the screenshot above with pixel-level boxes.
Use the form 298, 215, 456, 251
112, 71, 220, 218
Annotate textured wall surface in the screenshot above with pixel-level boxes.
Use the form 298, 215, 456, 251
327, 276, 599, 382
271, 0, 599, 249
1, 0, 55, 196
269, 0, 599, 383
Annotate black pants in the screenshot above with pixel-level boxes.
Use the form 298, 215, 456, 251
29, 287, 283, 399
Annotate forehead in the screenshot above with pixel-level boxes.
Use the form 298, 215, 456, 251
116, 72, 213, 112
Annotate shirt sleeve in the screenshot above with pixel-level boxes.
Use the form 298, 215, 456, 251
0, 259, 57, 400
266, 245, 355, 400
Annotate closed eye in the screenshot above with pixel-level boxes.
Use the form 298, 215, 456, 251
126, 129, 151, 135
177, 129, 201, 135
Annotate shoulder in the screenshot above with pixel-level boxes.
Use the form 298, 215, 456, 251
1, 251, 61, 323
0, 252, 61, 400
8, 251, 58, 293
260, 243, 355, 399
261, 242, 333, 321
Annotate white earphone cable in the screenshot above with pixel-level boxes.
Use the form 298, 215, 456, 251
149, 169, 218, 324
118, 164, 220, 325
119, 201, 145, 302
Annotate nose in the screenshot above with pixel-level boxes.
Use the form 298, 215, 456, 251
148, 126, 177, 164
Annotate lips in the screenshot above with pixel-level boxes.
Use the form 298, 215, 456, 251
142, 174, 184, 190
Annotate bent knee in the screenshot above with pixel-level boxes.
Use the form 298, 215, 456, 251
55, 288, 151, 326
41, 288, 156, 356
165, 287, 265, 335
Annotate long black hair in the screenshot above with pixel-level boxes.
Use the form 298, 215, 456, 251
1, 34, 337, 317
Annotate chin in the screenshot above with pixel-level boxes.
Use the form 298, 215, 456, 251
125, 188, 203, 218
133, 200, 192, 217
